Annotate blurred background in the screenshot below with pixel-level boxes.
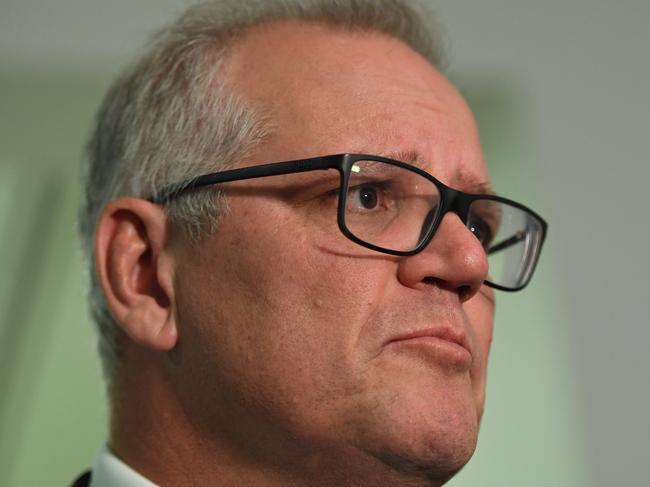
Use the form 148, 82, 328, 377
1, 1, 648, 485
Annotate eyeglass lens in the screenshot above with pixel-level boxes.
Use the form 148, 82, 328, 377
343, 159, 441, 252
468, 198, 544, 289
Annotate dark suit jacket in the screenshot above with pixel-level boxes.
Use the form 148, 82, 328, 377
70, 471, 91, 487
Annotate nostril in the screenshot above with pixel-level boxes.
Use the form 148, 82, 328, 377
422, 276, 436, 286
457, 285, 472, 302
421, 277, 473, 301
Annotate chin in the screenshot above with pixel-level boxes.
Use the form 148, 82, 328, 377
338, 354, 484, 483
373, 451, 470, 485
348, 396, 480, 484
377, 422, 478, 483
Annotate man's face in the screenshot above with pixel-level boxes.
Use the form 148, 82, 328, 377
169, 21, 494, 482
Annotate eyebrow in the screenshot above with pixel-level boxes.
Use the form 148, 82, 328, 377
378, 149, 496, 196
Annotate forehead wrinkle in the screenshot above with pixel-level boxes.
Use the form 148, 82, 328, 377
359, 148, 494, 195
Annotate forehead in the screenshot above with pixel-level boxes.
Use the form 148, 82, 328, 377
223, 20, 489, 188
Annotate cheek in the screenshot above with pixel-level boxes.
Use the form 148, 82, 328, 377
465, 288, 495, 358
223, 199, 392, 344
462, 288, 495, 415
174, 209, 393, 417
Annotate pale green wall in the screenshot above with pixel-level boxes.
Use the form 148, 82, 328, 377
0, 72, 588, 486
0, 71, 109, 486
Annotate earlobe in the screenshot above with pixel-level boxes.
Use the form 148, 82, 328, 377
95, 198, 178, 352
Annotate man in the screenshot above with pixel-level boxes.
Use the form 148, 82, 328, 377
75, 0, 546, 485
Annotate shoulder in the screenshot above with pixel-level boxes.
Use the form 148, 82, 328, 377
70, 470, 91, 487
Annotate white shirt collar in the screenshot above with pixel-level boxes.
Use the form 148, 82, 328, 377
89, 444, 159, 487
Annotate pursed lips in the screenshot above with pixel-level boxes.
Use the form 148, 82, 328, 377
384, 326, 473, 369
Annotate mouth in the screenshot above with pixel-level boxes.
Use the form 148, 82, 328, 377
385, 327, 473, 370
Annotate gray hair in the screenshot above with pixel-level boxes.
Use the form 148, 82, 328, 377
79, 0, 446, 393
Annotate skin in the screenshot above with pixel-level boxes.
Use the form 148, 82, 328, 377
96, 21, 495, 487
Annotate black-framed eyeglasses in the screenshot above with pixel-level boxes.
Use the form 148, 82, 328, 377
151, 154, 547, 291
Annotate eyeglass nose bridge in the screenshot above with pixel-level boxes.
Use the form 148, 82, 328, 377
418, 184, 474, 250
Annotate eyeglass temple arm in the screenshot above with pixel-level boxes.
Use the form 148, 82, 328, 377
150, 155, 340, 204
487, 231, 525, 255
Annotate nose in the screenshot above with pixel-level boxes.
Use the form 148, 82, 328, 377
397, 212, 489, 301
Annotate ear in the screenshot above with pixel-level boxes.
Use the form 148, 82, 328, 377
95, 197, 178, 352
